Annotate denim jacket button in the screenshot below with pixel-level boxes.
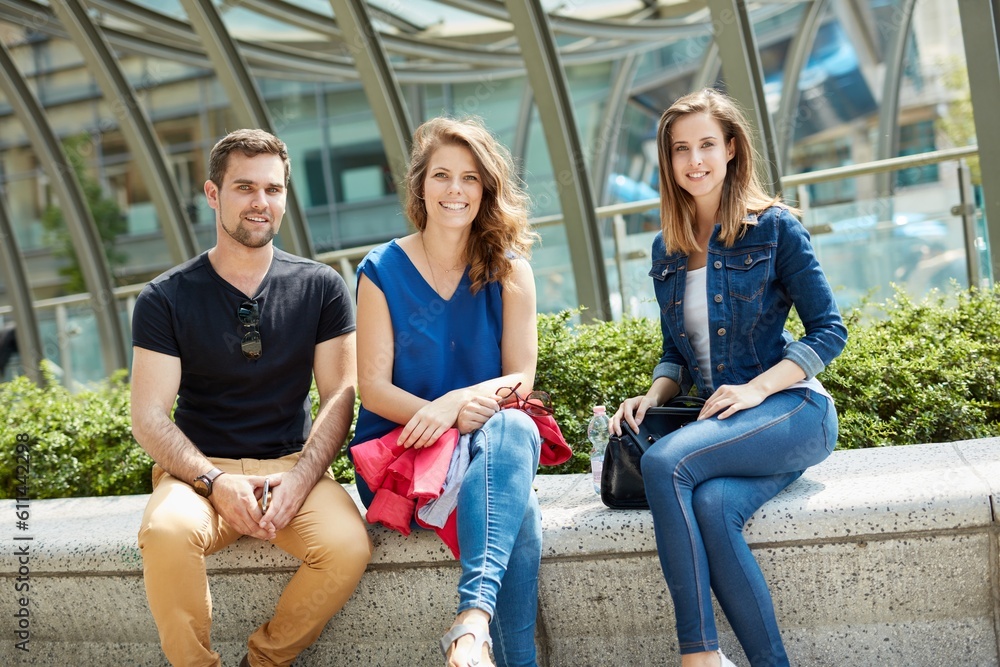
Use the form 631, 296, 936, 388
713, 260, 722, 269
744, 255, 753, 265
717, 328, 726, 336
661, 269, 668, 276
717, 364, 725, 372
714, 294, 723, 303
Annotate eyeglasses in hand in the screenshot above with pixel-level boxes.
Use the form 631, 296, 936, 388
496, 381, 553, 416
237, 300, 262, 360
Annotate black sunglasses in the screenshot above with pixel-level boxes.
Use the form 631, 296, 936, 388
496, 381, 553, 416
237, 300, 262, 360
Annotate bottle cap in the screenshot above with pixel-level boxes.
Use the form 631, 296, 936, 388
593, 405, 606, 415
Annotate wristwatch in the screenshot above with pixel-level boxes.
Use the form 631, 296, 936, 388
192, 467, 225, 497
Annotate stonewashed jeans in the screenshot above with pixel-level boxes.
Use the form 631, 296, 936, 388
457, 408, 543, 667
353, 409, 543, 666
641, 388, 837, 667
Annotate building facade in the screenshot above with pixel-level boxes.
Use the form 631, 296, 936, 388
1, 0, 998, 386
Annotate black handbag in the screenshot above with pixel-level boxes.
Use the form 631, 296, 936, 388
600, 396, 705, 509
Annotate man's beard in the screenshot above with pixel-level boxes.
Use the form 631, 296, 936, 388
220, 202, 276, 248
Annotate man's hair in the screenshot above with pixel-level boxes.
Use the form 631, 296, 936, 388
208, 129, 290, 187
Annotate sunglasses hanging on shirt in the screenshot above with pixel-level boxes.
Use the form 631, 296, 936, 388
237, 300, 262, 360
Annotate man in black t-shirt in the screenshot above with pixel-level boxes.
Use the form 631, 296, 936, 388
132, 129, 372, 667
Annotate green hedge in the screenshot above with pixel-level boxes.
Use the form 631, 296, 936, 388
2, 286, 998, 499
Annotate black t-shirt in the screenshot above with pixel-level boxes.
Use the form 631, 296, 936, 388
132, 249, 355, 459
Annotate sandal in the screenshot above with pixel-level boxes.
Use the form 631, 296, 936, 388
440, 623, 493, 666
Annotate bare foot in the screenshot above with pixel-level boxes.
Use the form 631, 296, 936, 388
443, 609, 494, 667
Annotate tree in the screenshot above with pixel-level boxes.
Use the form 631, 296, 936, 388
40, 133, 128, 295
935, 55, 980, 184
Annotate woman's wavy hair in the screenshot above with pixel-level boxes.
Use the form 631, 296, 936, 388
405, 117, 536, 293
656, 89, 788, 254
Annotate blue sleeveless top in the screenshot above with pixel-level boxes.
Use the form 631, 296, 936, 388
349, 239, 505, 449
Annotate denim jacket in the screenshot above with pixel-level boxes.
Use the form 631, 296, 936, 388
650, 205, 847, 397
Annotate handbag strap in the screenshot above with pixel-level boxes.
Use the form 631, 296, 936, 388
666, 395, 706, 409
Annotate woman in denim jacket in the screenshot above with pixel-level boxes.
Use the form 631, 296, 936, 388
611, 89, 847, 667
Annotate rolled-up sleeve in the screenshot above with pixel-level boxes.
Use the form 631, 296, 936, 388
775, 209, 848, 378
652, 316, 692, 392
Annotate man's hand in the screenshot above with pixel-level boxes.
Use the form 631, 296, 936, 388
258, 469, 312, 533
209, 474, 276, 540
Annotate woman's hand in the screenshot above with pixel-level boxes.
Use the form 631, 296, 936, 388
699, 383, 767, 420
399, 393, 465, 448
456, 394, 501, 434
611, 395, 657, 437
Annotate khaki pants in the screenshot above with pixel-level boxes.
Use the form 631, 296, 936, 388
137, 453, 373, 667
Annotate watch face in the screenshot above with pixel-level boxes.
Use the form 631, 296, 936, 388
193, 477, 211, 497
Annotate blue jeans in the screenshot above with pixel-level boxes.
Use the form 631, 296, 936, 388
641, 389, 837, 667
353, 410, 542, 666
458, 409, 542, 667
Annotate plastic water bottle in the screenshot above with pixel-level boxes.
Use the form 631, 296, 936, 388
588, 406, 610, 495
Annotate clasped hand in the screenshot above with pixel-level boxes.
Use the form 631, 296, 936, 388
398, 392, 503, 448
209, 470, 310, 540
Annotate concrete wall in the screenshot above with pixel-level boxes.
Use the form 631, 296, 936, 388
1, 439, 998, 666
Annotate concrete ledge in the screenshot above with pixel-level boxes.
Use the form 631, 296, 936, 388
2, 439, 999, 666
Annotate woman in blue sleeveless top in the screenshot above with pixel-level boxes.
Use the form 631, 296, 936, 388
350, 117, 543, 667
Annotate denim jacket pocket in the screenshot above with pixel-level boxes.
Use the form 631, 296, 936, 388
650, 259, 680, 316
724, 248, 771, 301
649, 259, 679, 281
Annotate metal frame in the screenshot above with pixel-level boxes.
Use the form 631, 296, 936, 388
0, 195, 44, 384
512, 86, 534, 174
176, 0, 314, 258
958, 0, 1000, 282
776, 0, 830, 171
593, 53, 641, 205
504, 0, 610, 321
50, 0, 198, 263
0, 39, 130, 375
692, 41, 721, 91
327, 0, 413, 201
874, 0, 917, 197
706, 0, 782, 192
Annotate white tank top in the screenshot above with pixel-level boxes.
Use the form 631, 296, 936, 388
684, 266, 832, 400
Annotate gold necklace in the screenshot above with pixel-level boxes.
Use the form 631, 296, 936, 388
420, 232, 464, 294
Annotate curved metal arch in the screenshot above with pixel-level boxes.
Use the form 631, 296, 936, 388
0, 194, 45, 385
23, 0, 720, 87
503, 0, 610, 321
441, 0, 735, 40
0, 40, 130, 376
593, 53, 641, 205
692, 41, 722, 91
777, 0, 831, 170
327, 0, 413, 201
707, 0, 782, 191
874, 0, 917, 196
51, 0, 198, 263
958, 0, 1000, 282
176, 0, 314, 258
512, 84, 534, 173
